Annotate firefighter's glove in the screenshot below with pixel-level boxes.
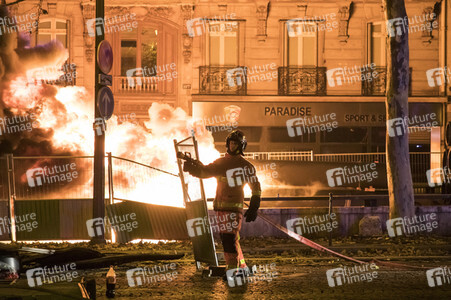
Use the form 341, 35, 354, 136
244, 195, 260, 222
183, 160, 202, 177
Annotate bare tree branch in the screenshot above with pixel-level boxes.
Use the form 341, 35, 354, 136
2, 0, 26, 7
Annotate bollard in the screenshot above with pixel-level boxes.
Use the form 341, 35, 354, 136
106, 265, 116, 298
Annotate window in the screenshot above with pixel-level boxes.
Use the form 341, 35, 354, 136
141, 28, 158, 71
284, 22, 317, 66
120, 26, 158, 76
368, 22, 386, 66
37, 19, 68, 47
321, 127, 368, 143
115, 21, 177, 95
207, 21, 239, 66
120, 28, 137, 76
269, 127, 316, 143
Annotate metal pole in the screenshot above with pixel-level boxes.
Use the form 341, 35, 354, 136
173, 139, 189, 205
107, 152, 115, 242
5, 154, 16, 242
328, 192, 333, 247
107, 152, 114, 205
92, 0, 106, 244
193, 137, 207, 202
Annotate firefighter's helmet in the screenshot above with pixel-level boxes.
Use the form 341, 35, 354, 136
226, 130, 247, 155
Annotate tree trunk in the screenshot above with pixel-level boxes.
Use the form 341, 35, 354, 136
383, 0, 415, 219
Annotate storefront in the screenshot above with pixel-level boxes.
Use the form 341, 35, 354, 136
193, 101, 444, 154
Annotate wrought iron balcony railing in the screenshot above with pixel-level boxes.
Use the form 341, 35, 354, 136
362, 67, 412, 96
199, 66, 247, 95
278, 66, 327, 96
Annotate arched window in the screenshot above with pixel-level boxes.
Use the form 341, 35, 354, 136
36, 19, 68, 47
120, 26, 158, 76
34, 19, 74, 86
114, 20, 177, 96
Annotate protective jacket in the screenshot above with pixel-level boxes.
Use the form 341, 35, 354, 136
193, 153, 261, 212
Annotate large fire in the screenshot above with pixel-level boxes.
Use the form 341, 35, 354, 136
0, 6, 281, 208
5, 73, 224, 207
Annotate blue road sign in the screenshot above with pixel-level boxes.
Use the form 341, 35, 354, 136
97, 40, 113, 74
97, 86, 114, 120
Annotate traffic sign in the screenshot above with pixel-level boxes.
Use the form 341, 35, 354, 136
97, 86, 114, 120
99, 73, 113, 86
97, 40, 113, 74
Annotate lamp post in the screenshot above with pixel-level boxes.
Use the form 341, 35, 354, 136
92, 0, 106, 244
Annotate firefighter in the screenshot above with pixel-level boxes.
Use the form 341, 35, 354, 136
183, 130, 261, 274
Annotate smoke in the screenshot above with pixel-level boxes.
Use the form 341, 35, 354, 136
0, 6, 71, 156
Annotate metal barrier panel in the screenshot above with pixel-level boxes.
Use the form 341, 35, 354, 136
185, 200, 218, 266
14, 200, 60, 240
0, 199, 93, 241
0, 201, 8, 240
13, 156, 95, 200
106, 201, 189, 243
0, 157, 9, 201
59, 199, 93, 240
110, 157, 181, 206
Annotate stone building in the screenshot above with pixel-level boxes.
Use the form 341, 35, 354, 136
10, 0, 451, 154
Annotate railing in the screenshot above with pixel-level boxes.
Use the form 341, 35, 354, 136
221, 151, 314, 161
0, 154, 181, 241
316, 152, 437, 184
313, 152, 385, 163
115, 76, 160, 93
110, 156, 180, 204
228, 151, 436, 182
199, 66, 247, 95
221, 151, 436, 166
11, 156, 94, 200
278, 66, 327, 96
3, 155, 178, 202
361, 67, 412, 96
222, 151, 438, 184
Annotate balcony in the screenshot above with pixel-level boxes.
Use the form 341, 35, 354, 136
278, 66, 327, 96
362, 67, 412, 96
199, 66, 247, 95
114, 76, 159, 94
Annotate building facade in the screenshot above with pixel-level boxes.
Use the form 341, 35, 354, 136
12, 0, 451, 154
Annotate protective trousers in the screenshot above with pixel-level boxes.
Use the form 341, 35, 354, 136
216, 211, 246, 269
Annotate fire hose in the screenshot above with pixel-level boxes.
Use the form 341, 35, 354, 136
243, 202, 366, 265
244, 203, 432, 269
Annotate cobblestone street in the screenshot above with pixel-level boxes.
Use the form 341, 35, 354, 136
92, 259, 451, 300
1, 238, 450, 299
